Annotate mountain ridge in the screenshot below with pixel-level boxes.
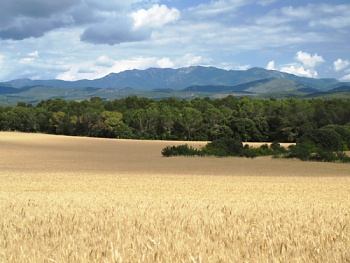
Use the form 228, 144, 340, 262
1, 66, 343, 91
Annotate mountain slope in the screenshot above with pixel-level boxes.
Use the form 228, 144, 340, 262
182, 78, 312, 94
0, 66, 343, 91
0, 85, 20, 94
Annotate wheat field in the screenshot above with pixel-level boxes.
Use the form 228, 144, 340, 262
0, 132, 349, 262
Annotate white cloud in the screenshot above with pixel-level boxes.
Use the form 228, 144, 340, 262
96, 55, 115, 67
28, 51, 39, 57
264, 3, 350, 29
156, 57, 175, 68
18, 51, 40, 64
270, 51, 324, 78
19, 57, 36, 63
233, 65, 251, 71
308, 4, 350, 29
280, 65, 315, 78
334, 59, 350, 72
180, 53, 208, 67
295, 51, 324, 68
187, 0, 246, 18
340, 74, 350, 81
80, 17, 151, 45
266, 60, 275, 70
131, 4, 180, 29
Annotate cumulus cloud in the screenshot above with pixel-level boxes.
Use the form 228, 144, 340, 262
295, 51, 324, 68
0, 0, 80, 40
156, 57, 175, 68
131, 4, 180, 29
233, 65, 251, 71
0, 0, 79, 20
0, 0, 166, 45
334, 59, 350, 72
278, 51, 325, 78
81, 3, 180, 45
340, 74, 350, 81
266, 60, 275, 70
96, 56, 115, 67
280, 65, 315, 78
308, 4, 350, 29
256, 3, 350, 32
19, 57, 36, 64
18, 51, 40, 64
187, 0, 247, 18
80, 17, 151, 45
28, 51, 39, 57
180, 53, 208, 67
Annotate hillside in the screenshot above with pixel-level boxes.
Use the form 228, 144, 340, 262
1, 66, 349, 104
1, 66, 342, 90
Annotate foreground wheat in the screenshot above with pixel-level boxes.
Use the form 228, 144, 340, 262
0, 132, 349, 262
0, 172, 349, 262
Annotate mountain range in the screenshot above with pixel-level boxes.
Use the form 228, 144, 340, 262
0, 66, 349, 104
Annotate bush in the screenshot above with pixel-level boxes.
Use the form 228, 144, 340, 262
202, 137, 244, 157
309, 149, 350, 163
254, 144, 273, 156
241, 144, 258, 158
302, 129, 344, 151
161, 144, 203, 157
286, 140, 317, 161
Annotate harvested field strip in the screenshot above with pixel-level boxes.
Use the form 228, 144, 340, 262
0, 132, 347, 176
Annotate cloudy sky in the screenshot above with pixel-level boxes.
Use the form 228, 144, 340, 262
0, 0, 349, 82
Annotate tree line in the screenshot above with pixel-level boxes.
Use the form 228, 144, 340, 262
1, 95, 350, 162
1, 96, 350, 142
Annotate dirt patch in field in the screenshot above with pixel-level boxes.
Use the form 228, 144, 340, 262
0, 132, 348, 177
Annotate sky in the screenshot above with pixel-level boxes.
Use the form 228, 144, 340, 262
0, 0, 349, 82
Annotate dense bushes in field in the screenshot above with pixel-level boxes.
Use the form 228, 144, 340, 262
1, 96, 350, 162
161, 144, 204, 157
284, 124, 350, 162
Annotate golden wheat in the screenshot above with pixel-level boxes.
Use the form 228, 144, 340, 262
0, 132, 349, 262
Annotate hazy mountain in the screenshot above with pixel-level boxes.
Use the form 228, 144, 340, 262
0, 85, 21, 94
182, 78, 315, 94
329, 85, 350, 92
0, 66, 343, 91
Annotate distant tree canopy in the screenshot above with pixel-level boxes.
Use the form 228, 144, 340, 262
1, 96, 350, 144
2, 96, 350, 162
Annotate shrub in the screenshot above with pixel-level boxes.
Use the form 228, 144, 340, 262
286, 140, 317, 161
202, 137, 244, 157
161, 144, 203, 157
241, 144, 258, 158
302, 129, 344, 152
309, 149, 350, 163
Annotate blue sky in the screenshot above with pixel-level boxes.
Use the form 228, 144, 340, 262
0, 0, 349, 82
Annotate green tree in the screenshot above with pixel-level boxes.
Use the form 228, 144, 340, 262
158, 105, 179, 139
180, 107, 203, 140
49, 111, 67, 134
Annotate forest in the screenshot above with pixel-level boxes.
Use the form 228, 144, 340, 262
1, 96, 350, 162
